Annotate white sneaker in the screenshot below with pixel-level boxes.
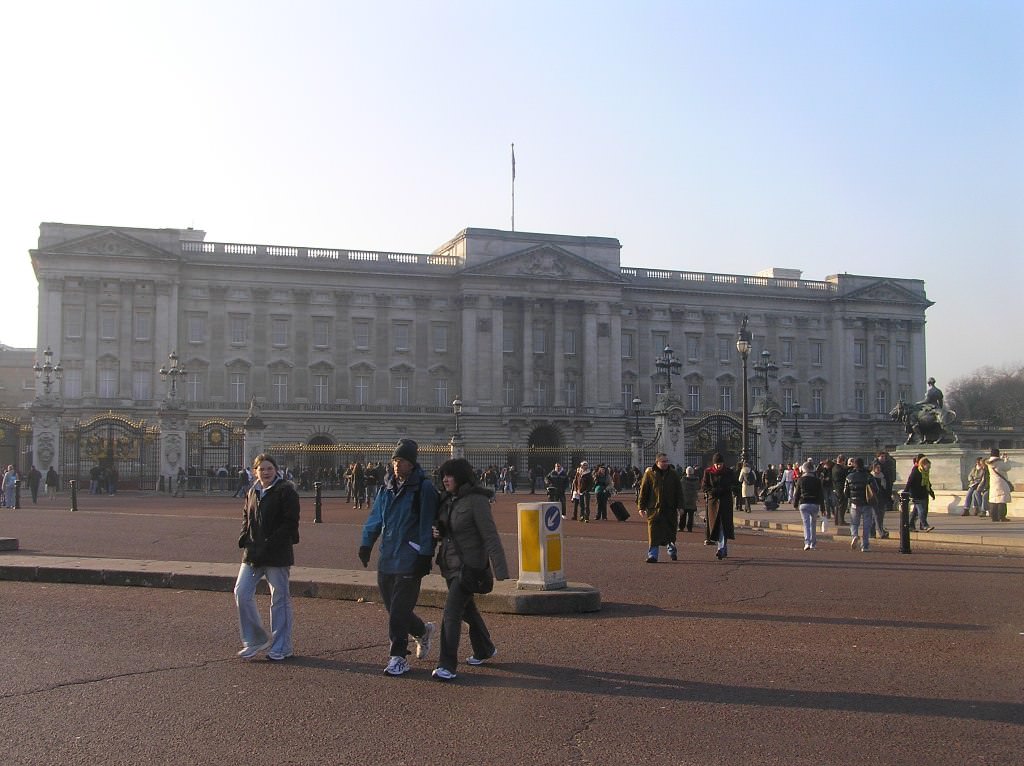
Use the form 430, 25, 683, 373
850, 536, 858, 550
431, 667, 456, 681
415, 622, 436, 660
803, 544, 811, 551
237, 636, 273, 659
466, 648, 497, 666
384, 656, 411, 676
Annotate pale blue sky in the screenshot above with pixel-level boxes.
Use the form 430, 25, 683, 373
3, 0, 1021, 388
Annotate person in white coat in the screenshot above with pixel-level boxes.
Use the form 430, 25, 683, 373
738, 461, 757, 513
986, 448, 1013, 523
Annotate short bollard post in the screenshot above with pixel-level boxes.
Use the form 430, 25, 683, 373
14, 478, 21, 509
314, 481, 322, 524
898, 489, 912, 554
70, 479, 79, 512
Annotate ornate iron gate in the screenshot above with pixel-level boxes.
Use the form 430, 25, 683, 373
685, 412, 757, 469
187, 420, 243, 491
61, 413, 160, 490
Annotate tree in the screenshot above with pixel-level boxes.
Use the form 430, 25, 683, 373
948, 366, 1024, 425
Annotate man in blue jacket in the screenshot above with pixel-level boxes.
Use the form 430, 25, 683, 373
359, 439, 438, 676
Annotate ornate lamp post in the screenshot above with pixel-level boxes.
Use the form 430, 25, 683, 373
632, 397, 642, 435
158, 351, 188, 400
33, 347, 63, 396
736, 317, 752, 464
654, 345, 682, 390
452, 397, 463, 437
753, 349, 779, 399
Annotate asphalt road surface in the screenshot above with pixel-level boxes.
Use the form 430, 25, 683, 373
2, 492, 1023, 765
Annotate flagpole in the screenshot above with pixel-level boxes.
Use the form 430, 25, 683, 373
511, 142, 516, 232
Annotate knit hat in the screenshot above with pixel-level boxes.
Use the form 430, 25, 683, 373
801, 460, 814, 475
391, 438, 418, 464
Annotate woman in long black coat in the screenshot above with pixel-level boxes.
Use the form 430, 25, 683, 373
701, 452, 736, 560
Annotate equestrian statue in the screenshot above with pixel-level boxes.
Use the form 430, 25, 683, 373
889, 377, 958, 445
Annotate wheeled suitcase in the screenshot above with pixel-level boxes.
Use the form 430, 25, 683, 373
610, 500, 630, 521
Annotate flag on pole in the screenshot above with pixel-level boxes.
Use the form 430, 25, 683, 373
511, 143, 516, 181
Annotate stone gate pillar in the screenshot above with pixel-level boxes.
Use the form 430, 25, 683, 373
753, 403, 784, 470
30, 398, 64, 477
243, 397, 267, 467
653, 391, 686, 470
158, 401, 188, 493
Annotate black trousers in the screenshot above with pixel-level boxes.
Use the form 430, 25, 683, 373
377, 571, 428, 658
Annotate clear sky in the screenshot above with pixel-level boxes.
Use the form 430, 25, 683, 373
3, 0, 1021, 390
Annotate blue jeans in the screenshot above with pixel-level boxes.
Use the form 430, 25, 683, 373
234, 563, 293, 655
849, 503, 874, 549
798, 503, 819, 547
377, 572, 428, 658
913, 500, 930, 529
647, 542, 677, 561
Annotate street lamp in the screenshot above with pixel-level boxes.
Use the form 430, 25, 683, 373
451, 397, 463, 437
753, 349, 779, 398
632, 397, 642, 436
792, 401, 801, 439
158, 351, 188, 400
654, 345, 682, 390
736, 317, 752, 464
33, 347, 63, 395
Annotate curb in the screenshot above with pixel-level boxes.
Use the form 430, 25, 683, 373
0, 555, 601, 615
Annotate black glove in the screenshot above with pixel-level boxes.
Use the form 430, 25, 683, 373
413, 555, 432, 578
358, 546, 371, 568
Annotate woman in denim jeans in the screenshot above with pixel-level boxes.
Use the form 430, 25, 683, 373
793, 460, 823, 550
904, 456, 935, 532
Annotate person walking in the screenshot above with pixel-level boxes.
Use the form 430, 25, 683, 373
545, 462, 569, 517
869, 461, 892, 538
2, 465, 18, 508
26, 465, 42, 504
986, 448, 1013, 522
679, 466, 700, 532
593, 464, 612, 521
572, 461, 594, 523
701, 452, 736, 560
737, 460, 756, 513
430, 458, 509, 681
358, 439, 439, 676
44, 466, 59, 500
637, 453, 682, 563
904, 456, 935, 532
234, 454, 300, 661
793, 460, 823, 550
845, 457, 879, 551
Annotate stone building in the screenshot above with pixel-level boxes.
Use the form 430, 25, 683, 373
25, 222, 932, 481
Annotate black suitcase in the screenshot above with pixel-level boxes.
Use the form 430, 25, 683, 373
610, 500, 630, 521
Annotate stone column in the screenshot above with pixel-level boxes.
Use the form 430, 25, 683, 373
522, 300, 534, 405
459, 296, 478, 404
553, 302, 565, 406
609, 304, 623, 411
158, 401, 189, 493
30, 398, 64, 479
653, 390, 686, 469
753, 406, 784, 471
582, 302, 599, 407
242, 397, 267, 467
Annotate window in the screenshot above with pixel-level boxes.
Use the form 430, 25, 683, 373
434, 378, 448, 408
271, 372, 288, 404
854, 386, 865, 414
271, 318, 289, 347
782, 387, 794, 414
686, 335, 700, 362
811, 341, 823, 366
876, 386, 888, 414
898, 386, 911, 403
354, 375, 369, 405
313, 318, 330, 348
652, 331, 668, 354
895, 343, 907, 369
564, 329, 577, 356
63, 368, 82, 399
188, 314, 206, 344
622, 383, 634, 411
688, 385, 700, 412
534, 380, 547, 406
876, 343, 888, 368
504, 380, 516, 406
812, 387, 823, 415
503, 328, 515, 354
99, 308, 117, 340
64, 307, 84, 339
393, 375, 409, 406
186, 376, 202, 402
229, 373, 247, 404
718, 337, 732, 363
752, 385, 764, 403
354, 321, 371, 350
432, 325, 448, 353
133, 311, 152, 342
532, 325, 546, 354
781, 339, 793, 364
98, 367, 118, 398
565, 380, 577, 407
853, 341, 866, 367
621, 333, 633, 359
230, 316, 248, 345
393, 323, 411, 351
655, 382, 667, 397
313, 374, 329, 404
132, 370, 151, 400
719, 385, 733, 411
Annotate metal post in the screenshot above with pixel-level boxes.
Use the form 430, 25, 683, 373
70, 479, 79, 513
898, 489, 912, 554
314, 481, 322, 524
14, 478, 20, 509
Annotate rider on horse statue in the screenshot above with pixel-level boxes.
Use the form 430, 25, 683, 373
892, 377, 958, 445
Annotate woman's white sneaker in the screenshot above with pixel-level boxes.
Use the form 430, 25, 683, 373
466, 648, 497, 666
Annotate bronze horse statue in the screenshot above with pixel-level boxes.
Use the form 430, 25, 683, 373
889, 401, 958, 445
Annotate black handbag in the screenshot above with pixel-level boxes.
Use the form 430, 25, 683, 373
449, 532, 495, 594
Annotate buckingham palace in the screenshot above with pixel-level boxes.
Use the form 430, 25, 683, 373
20, 222, 931, 483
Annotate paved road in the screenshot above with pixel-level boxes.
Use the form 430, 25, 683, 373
2, 492, 1023, 765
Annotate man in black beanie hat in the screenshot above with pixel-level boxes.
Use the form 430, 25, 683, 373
359, 438, 438, 676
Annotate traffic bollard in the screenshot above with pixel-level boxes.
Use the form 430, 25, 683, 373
14, 478, 20, 509
314, 481, 322, 524
70, 479, 79, 512
898, 489, 912, 554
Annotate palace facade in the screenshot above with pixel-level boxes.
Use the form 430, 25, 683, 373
26, 222, 931, 471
